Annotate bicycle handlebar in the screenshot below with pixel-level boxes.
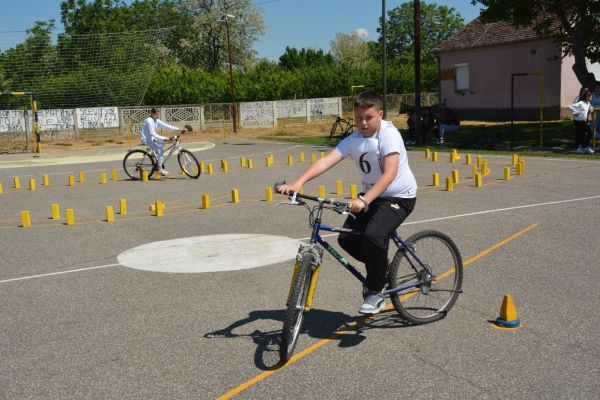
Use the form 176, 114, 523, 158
330, 114, 354, 122
274, 182, 347, 207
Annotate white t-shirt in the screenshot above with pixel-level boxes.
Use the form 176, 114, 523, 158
335, 120, 417, 198
569, 101, 592, 121
140, 117, 179, 143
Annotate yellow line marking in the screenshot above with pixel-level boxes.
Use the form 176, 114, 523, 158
217, 223, 539, 399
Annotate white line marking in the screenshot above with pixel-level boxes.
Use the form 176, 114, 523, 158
0, 264, 119, 284
403, 194, 600, 225
2, 194, 599, 284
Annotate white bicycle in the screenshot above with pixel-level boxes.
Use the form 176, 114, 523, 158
123, 129, 201, 180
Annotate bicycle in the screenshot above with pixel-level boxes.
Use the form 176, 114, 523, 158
329, 114, 355, 140
123, 128, 201, 180
274, 186, 463, 362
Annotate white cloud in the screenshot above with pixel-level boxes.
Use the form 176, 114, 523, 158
355, 28, 369, 39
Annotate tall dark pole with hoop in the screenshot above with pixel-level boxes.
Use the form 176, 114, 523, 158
382, 0, 387, 117
414, 0, 422, 143
223, 14, 238, 133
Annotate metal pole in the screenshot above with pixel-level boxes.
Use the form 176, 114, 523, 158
510, 74, 515, 151
414, 0, 422, 143
382, 0, 387, 118
540, 73, 544, 147
224, 16, 238, 133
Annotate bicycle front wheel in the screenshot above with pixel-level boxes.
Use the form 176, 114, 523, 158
329, 121, 339, 139
343, 124, 355, 138
388, 230, 463, 324
177, 149, 201, 178
123, 150, 156, 180
280, 251, 315, 362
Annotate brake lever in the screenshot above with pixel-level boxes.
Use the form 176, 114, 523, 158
276, 192, 305, 206
334, 204, 356, 219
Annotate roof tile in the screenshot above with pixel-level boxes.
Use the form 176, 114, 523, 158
435, 17, 547, 52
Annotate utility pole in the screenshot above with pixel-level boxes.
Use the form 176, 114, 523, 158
223, 14, 238, 133
414, 0, 422, 144
382, 0, 387, 117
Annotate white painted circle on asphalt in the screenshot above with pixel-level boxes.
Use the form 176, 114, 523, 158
118, 234, 302, 273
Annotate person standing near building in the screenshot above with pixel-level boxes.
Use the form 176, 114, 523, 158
435, 106, 460, 145
569, 89, 594, 154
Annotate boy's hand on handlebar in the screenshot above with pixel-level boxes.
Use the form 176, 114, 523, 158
277, 183, 300, 195
347, 198, 366, 213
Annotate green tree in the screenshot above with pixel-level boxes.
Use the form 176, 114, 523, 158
330, 32, 371, 69
175, 0, 266, 70
0, 20, 57, 90
383, 1, 464, 64
60, 0, 266, 71
278, 47, 334, 70
473, 0, 600, 87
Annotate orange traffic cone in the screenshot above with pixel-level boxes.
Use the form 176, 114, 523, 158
494, 294, 521, 328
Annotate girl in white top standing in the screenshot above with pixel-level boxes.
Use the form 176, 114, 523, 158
278, 92, 417, 314
569, 89, 594, 154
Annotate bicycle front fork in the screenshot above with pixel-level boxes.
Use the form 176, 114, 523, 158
287, 246, 323, 311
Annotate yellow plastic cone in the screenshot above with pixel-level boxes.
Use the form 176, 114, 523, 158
494, 294, 521, 328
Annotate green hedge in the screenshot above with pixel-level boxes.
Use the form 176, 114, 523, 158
143, 60, 438, 105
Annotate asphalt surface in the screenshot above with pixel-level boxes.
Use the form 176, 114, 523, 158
0, 138, 599, 399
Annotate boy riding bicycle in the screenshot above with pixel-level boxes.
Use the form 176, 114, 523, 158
141, 107, 187, 176
278, 91, 417, 314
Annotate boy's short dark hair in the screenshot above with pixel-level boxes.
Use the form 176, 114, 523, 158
150, 107, 159, 114
354, 91, 382, 110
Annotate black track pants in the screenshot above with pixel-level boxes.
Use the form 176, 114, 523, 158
338, 197, 416, 292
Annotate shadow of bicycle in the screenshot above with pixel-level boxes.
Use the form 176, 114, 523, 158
204, 307, 415, 370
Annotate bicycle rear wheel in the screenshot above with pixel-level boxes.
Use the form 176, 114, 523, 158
388, 230, 463, 324
177, 149, 201, 179
280, 251, 315, 362
123, 149, 156, 180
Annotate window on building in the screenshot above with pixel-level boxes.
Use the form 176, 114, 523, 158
455, 63, 469, 92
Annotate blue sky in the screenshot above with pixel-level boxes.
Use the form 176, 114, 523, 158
0, 0, 482, 59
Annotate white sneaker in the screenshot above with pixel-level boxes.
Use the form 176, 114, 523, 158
359, 290, 385, 315
160, 170, 170, 176
439, 138, 444, 145
584, 147, 594, 154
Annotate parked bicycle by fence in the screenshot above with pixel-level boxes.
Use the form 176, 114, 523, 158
123, 126, 201, 179
329, 114, 355, 140
274, 186, 463, 363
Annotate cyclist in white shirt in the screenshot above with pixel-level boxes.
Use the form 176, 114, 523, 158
140, 107, 186, 176
279, 92, 417, 314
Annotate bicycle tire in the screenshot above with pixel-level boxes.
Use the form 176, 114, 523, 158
280, 251, 315, 362
177, 149, 201, 179
123, 149, 156, 180
329, 121, 340, 139
343, 123, 355, 138
388, 230, 463, 324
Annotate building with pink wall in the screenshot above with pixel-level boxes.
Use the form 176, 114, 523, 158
435, 18, 584, 120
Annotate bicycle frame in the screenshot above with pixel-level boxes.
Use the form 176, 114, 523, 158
147, 138, 183, 166
297, 196, 436, 307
